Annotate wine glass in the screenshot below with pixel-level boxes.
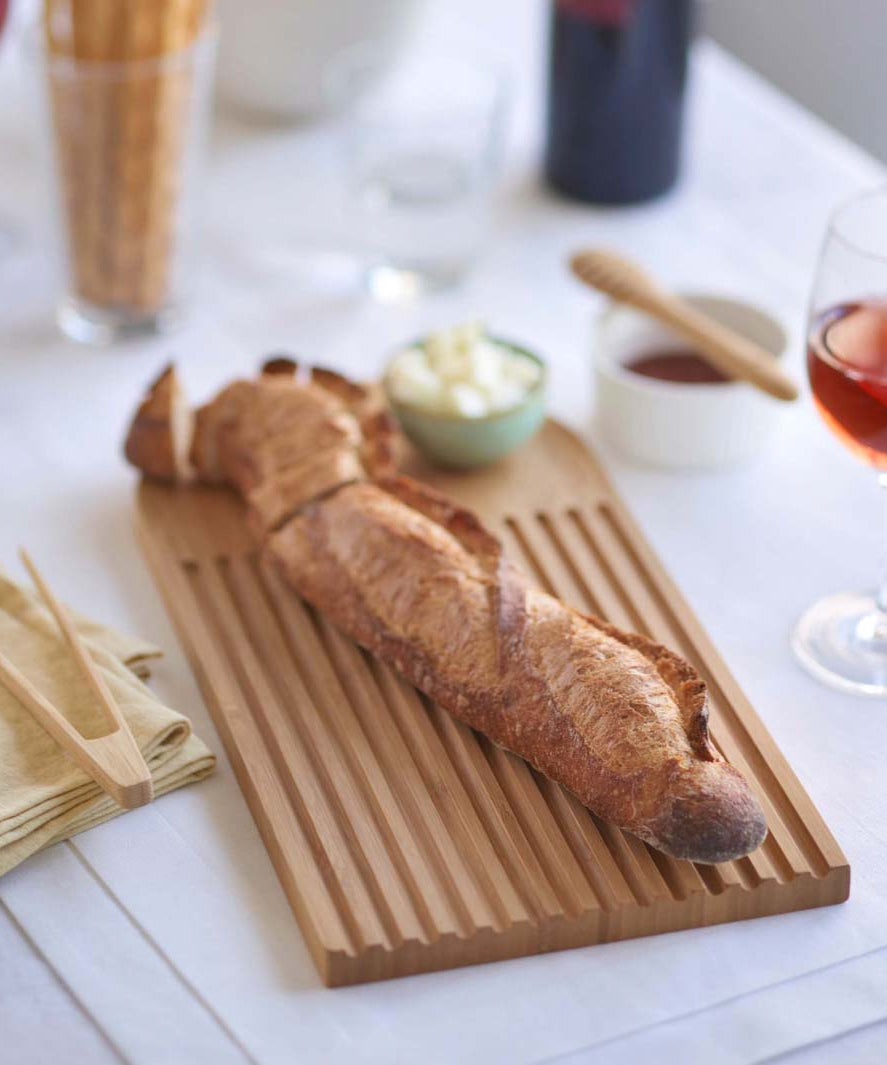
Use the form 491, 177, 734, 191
794, 187, 887, 695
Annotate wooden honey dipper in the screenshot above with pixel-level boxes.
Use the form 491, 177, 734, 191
570, 248, 799, 402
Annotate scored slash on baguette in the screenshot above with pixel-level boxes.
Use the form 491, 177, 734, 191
245, 445, 368, 536
123, 361, 768, 864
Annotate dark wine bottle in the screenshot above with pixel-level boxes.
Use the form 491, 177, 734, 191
545, 0, 693, 205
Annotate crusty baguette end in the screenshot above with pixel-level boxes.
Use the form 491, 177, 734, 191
123, 364, 193, 481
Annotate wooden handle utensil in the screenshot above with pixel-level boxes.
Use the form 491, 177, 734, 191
569, 248, 799, 402
0, 551, 154, 809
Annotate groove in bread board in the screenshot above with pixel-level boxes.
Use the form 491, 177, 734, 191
135, 420, 850, 985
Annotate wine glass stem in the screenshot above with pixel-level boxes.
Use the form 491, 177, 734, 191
854, 474, 887, 653
879, 473, 887, 614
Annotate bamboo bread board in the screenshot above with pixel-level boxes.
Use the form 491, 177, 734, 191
135, 420, 849, 986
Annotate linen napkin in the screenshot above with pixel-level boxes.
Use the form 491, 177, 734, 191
0, 572, 215, 877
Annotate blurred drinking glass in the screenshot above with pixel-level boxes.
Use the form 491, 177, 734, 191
795, 188, 887, 694
34, 0, 217, 343
328, 45, 508, 301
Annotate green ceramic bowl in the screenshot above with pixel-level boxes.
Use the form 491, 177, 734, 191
383, 338, 547, 469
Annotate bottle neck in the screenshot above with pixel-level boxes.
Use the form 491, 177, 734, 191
555, 0, 635, 28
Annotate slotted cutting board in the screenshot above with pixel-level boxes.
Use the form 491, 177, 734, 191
135, 420, 849, 986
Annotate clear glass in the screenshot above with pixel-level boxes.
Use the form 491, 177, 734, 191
793, 187, 887, 695
327, 44, 508, 301
32, 22, 217, 343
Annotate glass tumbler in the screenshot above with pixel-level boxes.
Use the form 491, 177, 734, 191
328, 45, 508, 301
33, 6, 217, 343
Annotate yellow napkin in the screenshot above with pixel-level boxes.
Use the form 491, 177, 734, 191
0, 573, 215, 877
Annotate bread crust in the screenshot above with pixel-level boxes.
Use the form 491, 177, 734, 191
360, 410, 400, 479
186, 367, 399, 495
261, 355, 299, 378
310, 366, 372, 412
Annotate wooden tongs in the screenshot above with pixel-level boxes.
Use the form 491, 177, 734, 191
0, 550, 154, 809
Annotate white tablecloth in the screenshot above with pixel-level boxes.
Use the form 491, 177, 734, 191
2, 2, 887, 1062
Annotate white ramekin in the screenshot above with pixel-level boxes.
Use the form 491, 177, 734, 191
594, 293, 790, 469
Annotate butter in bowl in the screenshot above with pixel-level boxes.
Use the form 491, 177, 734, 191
384, 322, 547, 468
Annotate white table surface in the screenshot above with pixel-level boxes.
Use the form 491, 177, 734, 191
2, 2, 887, 1063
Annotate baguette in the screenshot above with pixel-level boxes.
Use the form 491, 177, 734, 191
124, 363, 767, 863
266, 477, 766, 864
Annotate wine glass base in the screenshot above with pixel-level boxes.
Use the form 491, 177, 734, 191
58, 296, 183, 345
792, 591, 887, 696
